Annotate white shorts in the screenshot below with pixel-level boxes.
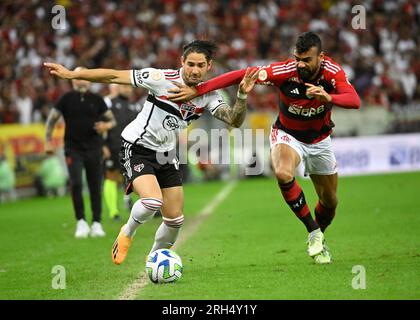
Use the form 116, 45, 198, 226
270, 128, 337, 176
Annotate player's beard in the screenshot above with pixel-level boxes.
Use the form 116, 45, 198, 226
297, 68, 314, 82
184, 77, 201, 87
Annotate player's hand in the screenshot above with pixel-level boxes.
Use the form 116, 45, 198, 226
305, 83, 332, 103
238, 67, 259, 95
167, 82, 198, 102
102, 146, 111, 159
45, 140, 54, 155
43, 62, 74, 80
94, 121, 111, 134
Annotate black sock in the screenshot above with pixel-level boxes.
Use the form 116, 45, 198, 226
299, 214, 319, 233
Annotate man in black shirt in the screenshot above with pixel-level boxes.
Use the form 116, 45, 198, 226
45, 67, 116, 238
103, 84, 139, 221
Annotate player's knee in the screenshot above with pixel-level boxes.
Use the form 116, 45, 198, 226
163, 214, 184, 228
140, 197, 163, 212
274, 168, 294, 185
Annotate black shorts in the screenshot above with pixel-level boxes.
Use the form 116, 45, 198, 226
119, 139, 182, 194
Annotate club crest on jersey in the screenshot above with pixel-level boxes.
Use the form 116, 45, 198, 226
258, 70, 268, 81
163, 115, 180, 131
151, 70, 162, 81
134, 163, 144, 173
179, 101, 201, 121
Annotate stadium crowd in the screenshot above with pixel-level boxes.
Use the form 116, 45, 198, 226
0, 0, 419, 131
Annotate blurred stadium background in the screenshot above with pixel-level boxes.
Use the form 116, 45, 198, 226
0, 0, 419, 300
1, 0, 419, 194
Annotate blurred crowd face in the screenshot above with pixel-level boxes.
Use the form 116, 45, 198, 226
71, 67, 91, 92
181, 52, 212, 86
294, 47, 324, 82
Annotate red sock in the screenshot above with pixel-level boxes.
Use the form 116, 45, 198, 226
314, 201, 336, 232
279, 179, 318, 232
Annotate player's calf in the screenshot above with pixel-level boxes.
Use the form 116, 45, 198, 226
278, 178, 319, 233
150, 215, 184, 253
124, 197, 163, 237
112, 198, 163, 265
314, 200, 337, 233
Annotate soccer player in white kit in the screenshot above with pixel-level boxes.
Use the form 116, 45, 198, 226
44, 40, 259, 265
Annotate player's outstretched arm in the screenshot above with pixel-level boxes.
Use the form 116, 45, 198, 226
168, 68, 249, 102
213, 67, 258, 128
43, 62, 131, 85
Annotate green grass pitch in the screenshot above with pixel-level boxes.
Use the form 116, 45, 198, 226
0, 172, 419, 299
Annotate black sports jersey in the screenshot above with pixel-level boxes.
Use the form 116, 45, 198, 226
105, 94, 139, 151
54, 90, 108, 150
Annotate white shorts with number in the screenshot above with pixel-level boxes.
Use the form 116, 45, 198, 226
270, 127, 338, 176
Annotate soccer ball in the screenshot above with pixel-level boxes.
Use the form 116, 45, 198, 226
145, 249, 183, 284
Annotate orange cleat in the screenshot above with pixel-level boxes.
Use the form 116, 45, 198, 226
112, 225, 133, 265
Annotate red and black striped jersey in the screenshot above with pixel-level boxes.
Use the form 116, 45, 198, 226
196, 56, 360, 144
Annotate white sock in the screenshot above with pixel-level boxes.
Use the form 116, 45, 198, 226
150, 215, 184, 253
123, 198, 163, 237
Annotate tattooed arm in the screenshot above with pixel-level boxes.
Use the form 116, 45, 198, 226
213, 68, 259, 128
45, 108, 63, 154
213, 100, 247, 128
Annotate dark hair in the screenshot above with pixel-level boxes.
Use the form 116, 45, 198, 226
295, 32, 322, 54
182, 40, 218, 62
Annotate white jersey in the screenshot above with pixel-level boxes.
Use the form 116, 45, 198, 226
121, 67, 225, 152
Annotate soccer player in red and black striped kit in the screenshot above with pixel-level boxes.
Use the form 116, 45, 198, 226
169, 32, 360, 264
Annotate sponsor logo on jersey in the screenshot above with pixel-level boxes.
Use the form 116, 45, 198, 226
163, 115, 180, 130
288, 103, 325, 117
133, 163, 144, 173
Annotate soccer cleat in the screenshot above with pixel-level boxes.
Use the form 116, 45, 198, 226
314, 244, 332, 264
112, 225, 133, 265
90, 222, 106, 237
75, 219, 90, 238
307, 228, 324, 257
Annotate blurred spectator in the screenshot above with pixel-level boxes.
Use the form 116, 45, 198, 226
34, 154, 68, 198
15, 85, 33, 124
0, 153, 16, 203
0, 0, 418, 131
